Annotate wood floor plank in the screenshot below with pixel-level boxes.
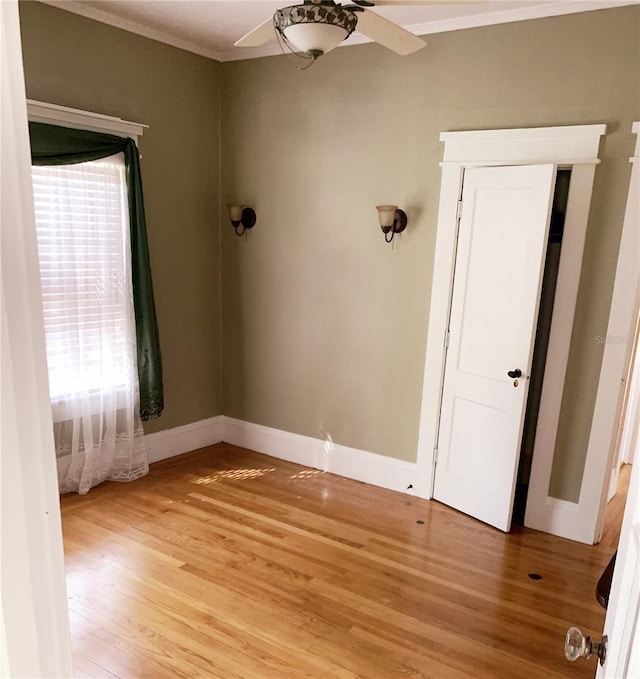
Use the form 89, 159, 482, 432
60, 443, 621, 678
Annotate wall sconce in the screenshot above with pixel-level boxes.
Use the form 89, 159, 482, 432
227, 204, 256, 236
376, 205, 407, 244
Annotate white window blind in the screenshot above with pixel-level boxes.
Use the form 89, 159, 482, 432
31, 153, 134, 400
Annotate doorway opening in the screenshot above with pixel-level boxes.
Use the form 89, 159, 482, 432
513, 169, 571, 525
417, 124, 607, 542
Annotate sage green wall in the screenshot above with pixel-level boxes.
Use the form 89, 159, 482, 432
19, 1, 222, 434
221, 7, 640, 498
17, 1, 640, 502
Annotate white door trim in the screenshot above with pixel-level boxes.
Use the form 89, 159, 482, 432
415, 125, 606, 519
618, 309, 640, 466
523, 162, 601, 542
588, 122, 640, 544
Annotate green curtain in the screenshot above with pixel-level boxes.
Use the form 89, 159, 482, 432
29, 121, 163, 420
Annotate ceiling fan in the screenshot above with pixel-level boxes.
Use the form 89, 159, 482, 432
234, 0, 427, 64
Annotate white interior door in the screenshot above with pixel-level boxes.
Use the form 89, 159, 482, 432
596, 454, 639, 678
434, 164, 556, 531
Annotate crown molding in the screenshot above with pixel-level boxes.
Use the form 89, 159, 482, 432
219, 43, 285, 63
36, 0, 639, 64
343, 0, 640, 49
36, 0, 225, 62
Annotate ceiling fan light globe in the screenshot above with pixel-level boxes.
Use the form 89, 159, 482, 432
283, 23, 348, 56
275, 4, 357, 57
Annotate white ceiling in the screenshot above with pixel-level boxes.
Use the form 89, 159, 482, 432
38, 0, 639, 62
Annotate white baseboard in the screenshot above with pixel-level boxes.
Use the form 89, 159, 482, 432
524, 496, 594, 545
144, 415, 224, 464
143, 415, 420, 497
221, 416, 419, 496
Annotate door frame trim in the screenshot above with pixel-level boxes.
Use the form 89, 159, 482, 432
414, 125, 606, 541
589, 122, 640, 543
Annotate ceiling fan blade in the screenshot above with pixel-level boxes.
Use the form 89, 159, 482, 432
234, 16, 275, 48
370, 0, 485, 4
356, 8, 426, 55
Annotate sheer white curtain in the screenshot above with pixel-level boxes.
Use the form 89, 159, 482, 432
31, 153, 147, 494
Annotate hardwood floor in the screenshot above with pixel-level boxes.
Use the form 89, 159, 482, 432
60, 444, 622, 679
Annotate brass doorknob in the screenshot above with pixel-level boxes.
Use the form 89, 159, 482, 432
564, 626, 607, 666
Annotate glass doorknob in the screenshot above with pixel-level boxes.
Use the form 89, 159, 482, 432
564, 626, 607, 666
